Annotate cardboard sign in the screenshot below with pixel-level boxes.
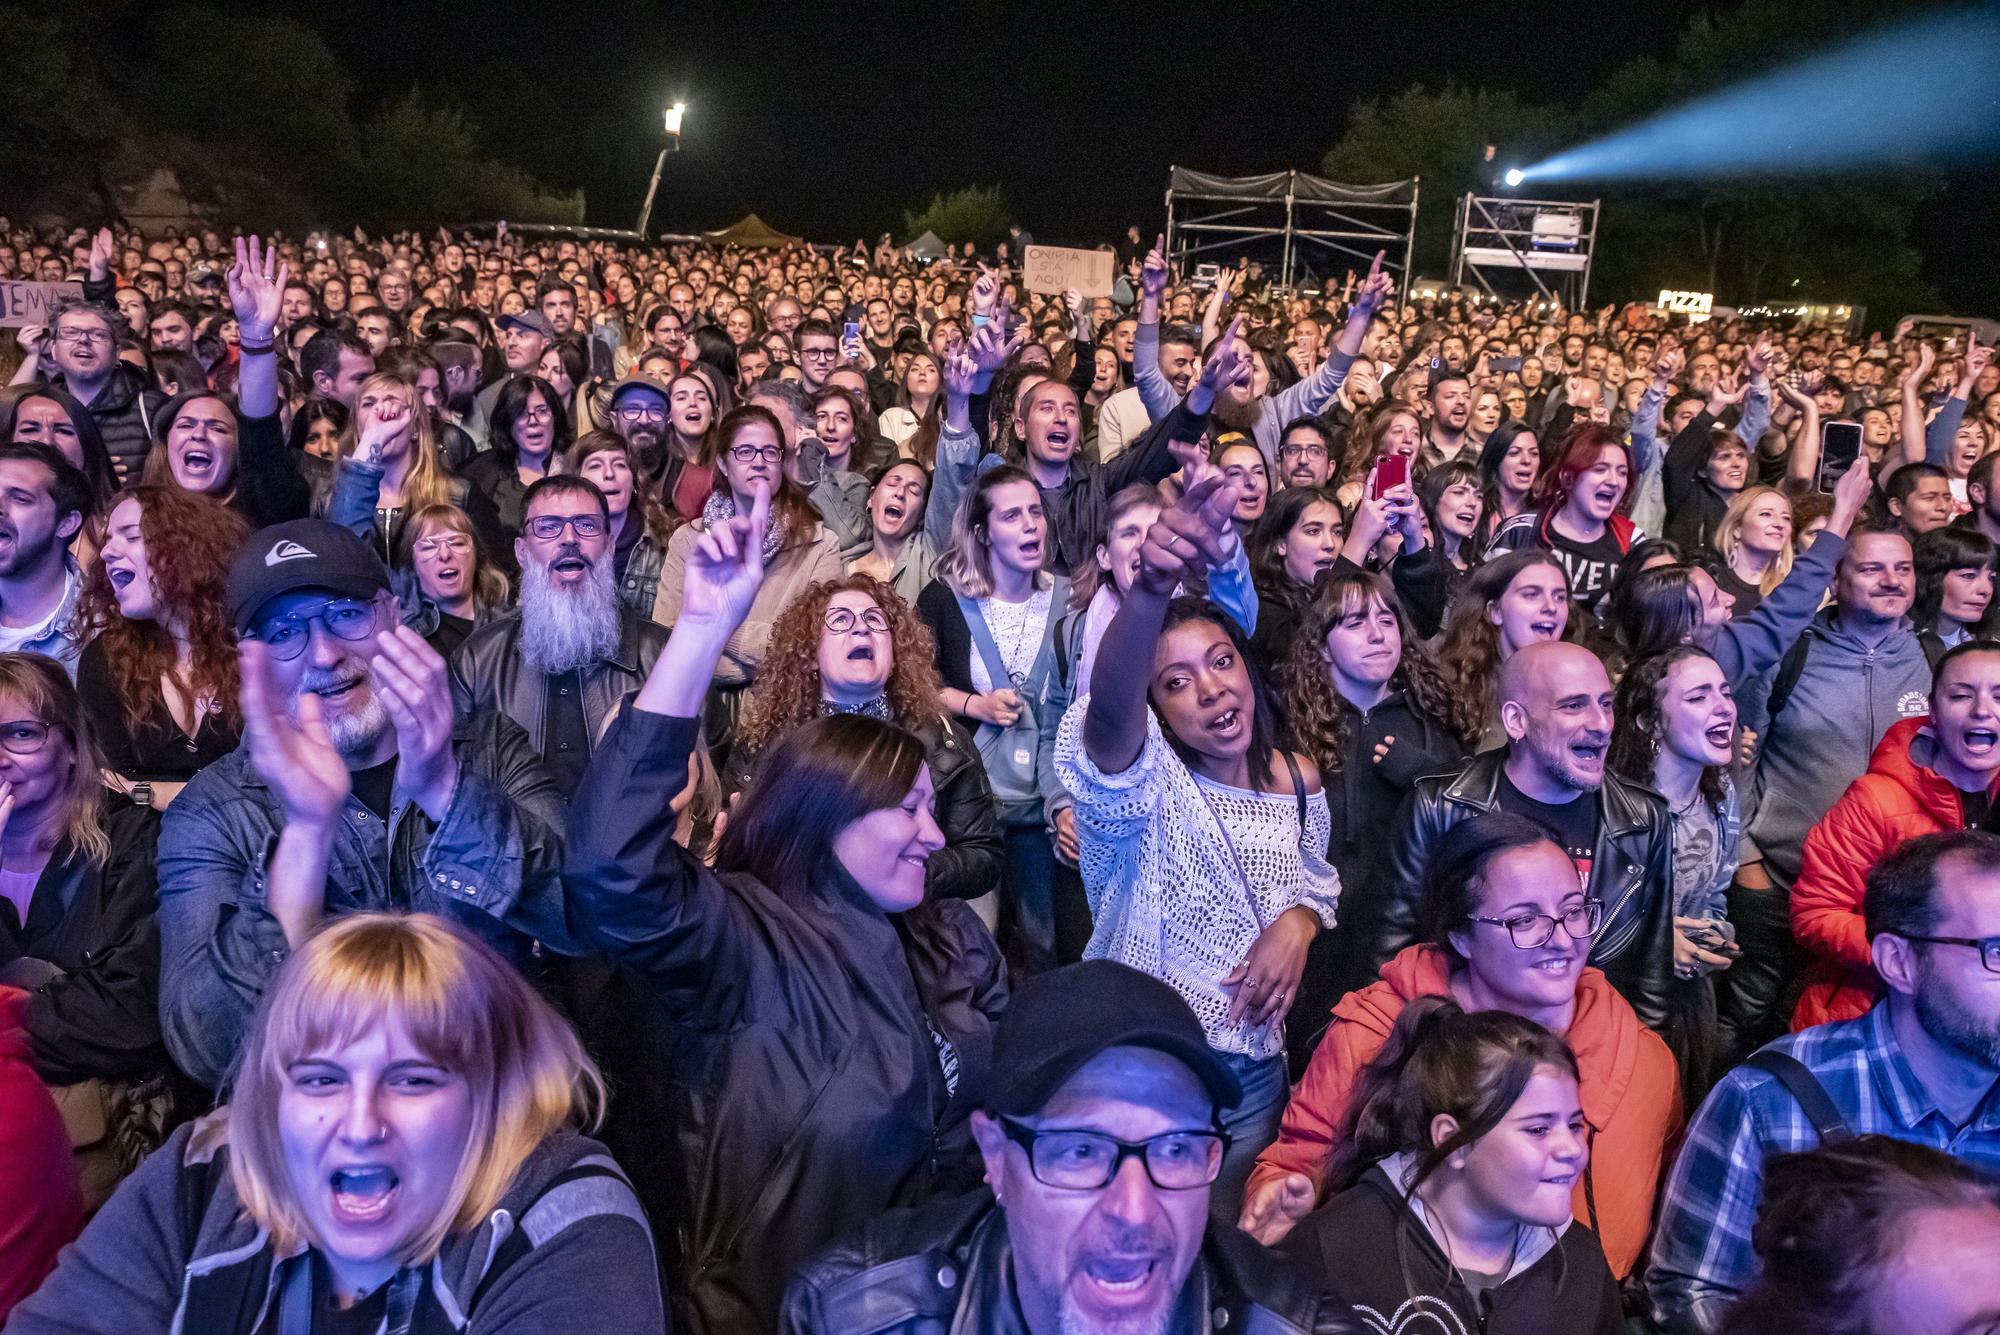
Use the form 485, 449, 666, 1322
1022, 245, 1115, 298
1657, 289, 1715, 321
0, 281, 83, 329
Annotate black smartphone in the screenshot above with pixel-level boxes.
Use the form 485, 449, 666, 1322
1819, 420, 1864, 493
1490, 355, 1523, 373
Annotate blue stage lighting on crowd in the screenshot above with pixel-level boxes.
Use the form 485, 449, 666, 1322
1509, 7, 2000, 186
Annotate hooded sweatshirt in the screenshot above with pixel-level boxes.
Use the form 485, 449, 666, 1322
1285, 1154, 1625, 1335
1790, 716, 1998, 1029
1738, 610, 1933, 886
1246, 944, 1681, 1278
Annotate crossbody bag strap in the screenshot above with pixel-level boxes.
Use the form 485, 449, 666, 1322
1743, 1050, 1853, 1143
1281, 749, 1306, 827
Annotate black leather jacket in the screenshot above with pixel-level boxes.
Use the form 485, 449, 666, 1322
1362, 749, 1676, 1030
783, 1191, 1362, 1334
448, 607, 667, 761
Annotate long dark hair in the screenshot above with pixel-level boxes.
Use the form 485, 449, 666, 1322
1416, 459, 1484, 569
1724, 1137, 2000, 1335
4, 386, 117, 510
1609, 563, 1703, 662
1609, 646, 1730, 808
1248, 485, 1341, 604
713, 713, 926, 897
1433, 550, 1573, 744
489, 375, 573, 468
1278, 569, 1454, 777
1326, 996, 1580, 1196
1151, 595, 1288, 792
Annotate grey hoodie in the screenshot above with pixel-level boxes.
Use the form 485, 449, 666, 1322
1738, 610, 1932, 885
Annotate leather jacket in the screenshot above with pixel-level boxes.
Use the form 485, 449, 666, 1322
1363, 750, 1676, 1030
448, 607, 667, 760
783, 1191, 1362, 1334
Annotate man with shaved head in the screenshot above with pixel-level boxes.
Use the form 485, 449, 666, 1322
1362, 639, 1677, 1028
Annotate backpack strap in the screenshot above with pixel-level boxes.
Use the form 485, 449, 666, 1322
1281, 749, 1306, 827
1744, 1050, 1853, 1144
467, 1159, 651, 1312
1765, 632, 1814, 726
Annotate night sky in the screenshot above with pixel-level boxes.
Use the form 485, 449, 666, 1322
238, 0, 1992, 308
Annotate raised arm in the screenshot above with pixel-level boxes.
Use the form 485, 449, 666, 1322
1133, 237, 1181, 419
226, 234, 283, 421
1081, 458, 1243, 776
1777, 370, 1823, 484
1925, 338, 1988, 467
1900, 341, 1938, 466
1269, 251, 1393, 425
1735, 336, 1774, 451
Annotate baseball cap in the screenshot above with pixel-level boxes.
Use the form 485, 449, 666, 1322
497, 310, 555, 342
228, 519, 392, 634
607, 374, 670, 407
986, 961, 1241, 1118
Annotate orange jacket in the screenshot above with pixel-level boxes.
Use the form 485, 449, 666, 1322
1246, 944, 1681, 1279
1790, 716, 1989, 1030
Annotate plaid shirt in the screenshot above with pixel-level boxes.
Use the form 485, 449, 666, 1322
1646, 1002, 2000, 1332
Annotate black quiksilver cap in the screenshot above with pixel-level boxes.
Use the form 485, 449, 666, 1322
227, 518, 392, 634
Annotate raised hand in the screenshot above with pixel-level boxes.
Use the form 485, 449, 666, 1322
369, 626, 459, 819
227, 235, 289, 342
1136, 467, 1242, 596
357, 392, 411, 464
239, 640, 349, 829
942, 346, 980, 401
968, 265, 1001, 319
87, 227, 115, 283
1141, 234, 1170, 299
1744, 337, 1775, 380
1653, 345, 1685, 384
1351, 250, 1394, 318
1910, 341, 1937, 386
682, 482, 771, 628
1189, 316, 1249, 414
967, 296, 1025, 372
1708, 370, 1747, 411
1961, 336, 1991, 387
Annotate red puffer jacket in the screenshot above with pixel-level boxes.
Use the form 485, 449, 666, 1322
1790, 717, 1992, 1030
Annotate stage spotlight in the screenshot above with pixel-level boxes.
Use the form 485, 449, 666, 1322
1503, 168, 1524, 188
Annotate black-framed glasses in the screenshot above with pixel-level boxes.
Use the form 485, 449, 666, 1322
1279, 442, 1328, 460
525, 514, 606, 541
0, 720, 55, 756
823, 607, 889, 634
728, 443, 783, 464
1469, 899, 1603, 950
1900, 934, 2000, 974
996, 1116, 1228, 1192
616, 403, 666, 423
254, 598, 378, 662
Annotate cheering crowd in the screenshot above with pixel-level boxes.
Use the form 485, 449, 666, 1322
0, 212, 1995, 1335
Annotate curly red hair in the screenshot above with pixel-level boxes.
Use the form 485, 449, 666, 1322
737, 574, 944, 756
79, 485, 247, 744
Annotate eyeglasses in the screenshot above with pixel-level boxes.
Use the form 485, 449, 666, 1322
525, 514, 606, 541
617, 403, 667, 423
799, 346, 838, 362
0, 720, 55, 756
995, 1116, 1228, 1192
1279, 442, 1328, 461
520, 405, 554, 424
255, 598, 379, 661
729, 443, 784, 464
1469, 899, 1603, 949
54, 327, 111, 347
1900, 934, 2000, 974
824, 607, 889, 634
413, 534, 471, 559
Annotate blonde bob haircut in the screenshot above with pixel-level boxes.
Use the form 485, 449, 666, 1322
225, 913, 604, 1262
1714, 484, 1796, 596
0, 652, 108, 864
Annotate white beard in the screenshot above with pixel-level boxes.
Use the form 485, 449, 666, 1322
518, 554, 621, 675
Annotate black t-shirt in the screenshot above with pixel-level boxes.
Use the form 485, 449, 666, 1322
1545, 521, 1626, 614
1710, 563, 1764, 617
1962, 786, 1994, 832
426, 612, 476, 660
313, 1253, 390, 1335
1498, 770, 1602, 892
351, 757, 397, 821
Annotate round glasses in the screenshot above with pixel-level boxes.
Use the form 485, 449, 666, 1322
255, 598, 378, 662
996, 1117, 1227, 1192
1469, 899, 1603, 950
729, 443, 783, 464
0, 720, 56, 756
823, 607, 889, 634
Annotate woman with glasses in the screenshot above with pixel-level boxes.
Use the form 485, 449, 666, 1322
1280, 999, 1625, 1334
76, 486, 246, 809
563, 431, 675, 616
1242, 814, 1679, 1282
733, 573, 1001, 903
653, 405, 841, 762
564, 493, 1004, 1332
1610, 647, 1740, 1105
0, 653, 178, 1209
395, 503, 511, 657
462, 375, 571, 551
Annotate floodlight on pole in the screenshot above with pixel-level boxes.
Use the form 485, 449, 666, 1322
636, 101, 688, 239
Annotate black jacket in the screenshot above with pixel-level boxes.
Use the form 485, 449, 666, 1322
230, 412, 313, 531
1362, 749, 1676, 1030
727, 711, 1003, 903
0, 794, 166, 1085
54, 364, 164, 484
564, 705, 1009, 1334
449, 605, 667, 763
1285, 1166, 1623, 1335
785, 1191, 1361, 1335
